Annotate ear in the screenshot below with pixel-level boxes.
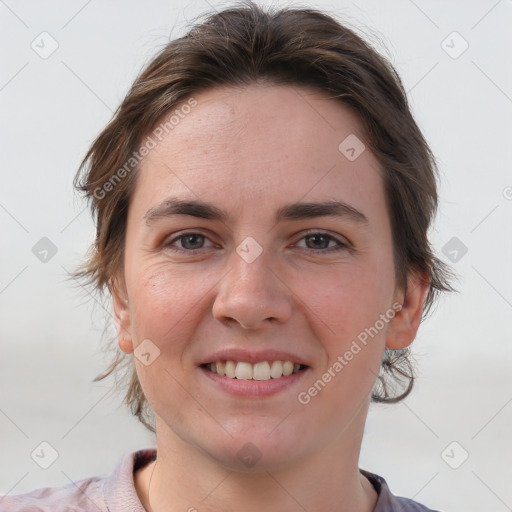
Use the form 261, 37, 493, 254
386, 271, 430, 350
110, 275, 134, 354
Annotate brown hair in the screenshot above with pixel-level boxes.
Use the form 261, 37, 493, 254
73, 0, 454, 433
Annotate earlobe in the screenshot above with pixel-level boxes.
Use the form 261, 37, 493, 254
110, 276, 134, 354
385, 272, 430, 350
118, 335, 134, 354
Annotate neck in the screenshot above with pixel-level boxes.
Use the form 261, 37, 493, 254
135, 414, 378, 512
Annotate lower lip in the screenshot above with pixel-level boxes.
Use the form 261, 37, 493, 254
199, 366, 310, 397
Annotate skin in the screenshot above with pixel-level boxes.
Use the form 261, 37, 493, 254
111, 82, 429, 512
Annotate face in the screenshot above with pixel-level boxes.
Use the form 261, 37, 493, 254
113, 83, 425, 471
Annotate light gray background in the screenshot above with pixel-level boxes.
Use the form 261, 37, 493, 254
1, 1, 511, 510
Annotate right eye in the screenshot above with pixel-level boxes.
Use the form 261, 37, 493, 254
164, 232, 216, 252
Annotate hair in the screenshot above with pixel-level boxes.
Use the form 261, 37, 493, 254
73, 0, 454, 433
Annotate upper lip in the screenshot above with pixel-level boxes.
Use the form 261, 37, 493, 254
198, 348, 310, 366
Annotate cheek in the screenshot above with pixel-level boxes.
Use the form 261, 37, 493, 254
127, 263, 211, 343
299, 256, 394, 405
305, 257, 395, 342
126, 265, 207, 412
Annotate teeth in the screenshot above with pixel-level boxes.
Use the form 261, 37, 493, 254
216, 361, 225, 375
270, 361, 283, 379
282, 361, 294, 376
235, 362, 253, 380
225, 360, 236, 378
205, 360, 304, 380
253, 361, 271, 381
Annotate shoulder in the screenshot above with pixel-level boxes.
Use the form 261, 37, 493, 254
0, 449, 156, 512
362, 470, 442, 512
0, 475, 105, 512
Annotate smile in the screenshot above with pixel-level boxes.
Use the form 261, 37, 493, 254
201, 360, 308, 381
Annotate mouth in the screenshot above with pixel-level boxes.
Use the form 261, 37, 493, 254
200, 360, 309, 381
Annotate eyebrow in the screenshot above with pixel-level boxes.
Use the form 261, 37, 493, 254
144, 198, 369, 226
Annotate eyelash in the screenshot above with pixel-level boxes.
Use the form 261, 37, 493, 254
163, 230, 350, 255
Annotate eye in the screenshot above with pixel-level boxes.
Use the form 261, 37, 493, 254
164, 232, 215, 252
163, 230, 350, 254
294, 231, 349, 253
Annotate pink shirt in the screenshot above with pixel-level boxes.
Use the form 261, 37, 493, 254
0, 449, 439, 511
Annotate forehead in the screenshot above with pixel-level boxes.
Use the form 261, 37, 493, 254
131, 83, 385, 225
161, 82, 367, 154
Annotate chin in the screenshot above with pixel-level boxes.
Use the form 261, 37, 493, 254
199, 424, 310, 473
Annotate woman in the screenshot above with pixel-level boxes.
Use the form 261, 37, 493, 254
1, 1, 453, 510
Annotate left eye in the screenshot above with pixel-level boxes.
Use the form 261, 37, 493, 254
294, 232, 347, 251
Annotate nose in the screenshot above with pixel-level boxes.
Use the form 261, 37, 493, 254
212, 247, 293, 330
